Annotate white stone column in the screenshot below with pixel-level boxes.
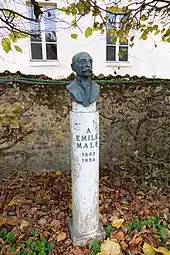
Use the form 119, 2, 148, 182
68, 102, 105, 245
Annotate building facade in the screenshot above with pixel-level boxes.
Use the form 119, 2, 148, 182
0, 0, 170, 79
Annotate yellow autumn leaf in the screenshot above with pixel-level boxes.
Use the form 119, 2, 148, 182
52, 227, 62, 235
153, 247, 170, 255
143, 243, 156, 255
97, 251, 108, 255
100, 238, 122, 255
111, 219, 124, 229
56, 170, 62, 176
8, 200, 16, 206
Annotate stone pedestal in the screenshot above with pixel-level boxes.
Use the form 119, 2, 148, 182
68, 102, 105, 245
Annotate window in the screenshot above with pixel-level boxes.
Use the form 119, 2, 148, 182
106, 12, 128, 62
29, 5, 57, 61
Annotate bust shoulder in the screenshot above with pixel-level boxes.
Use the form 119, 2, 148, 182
66, 79, 78, 91
92, 81, 100, 93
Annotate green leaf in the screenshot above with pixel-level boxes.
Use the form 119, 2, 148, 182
0, 228, 8, 239
71, 33, 78, 39
12, 104, 23, 114
85, 27, 93, 38
104, 224, 112, 238
140, 14, 147, 21
7, 246, 16, 252
5, 231, 16, 244
17, 32, 28, 39
26, 239, 33, 248
19, 242, 26, 248
141, 32, 148, 40
4, 10, 11, 15
14, 45, 22, 53
39, 252, 46, 255
71, 20, 77, 28
160, 226, 168, 239
31, 228, 40, 237
76, 2, 84, 13
118, 51, 123, 58
46, 241, 55, 252
107, 6, 122, 13
89, 240, 101, 253
166, 245, 170, 250
111, 36, 117, 44
1, 38, 11, 53
60, 7, 70, 15
161, 28, 165, 34
9, 32, 18, 42
4, 10, 18, 18
130, 35, 134, 42
152, 25, 158, 31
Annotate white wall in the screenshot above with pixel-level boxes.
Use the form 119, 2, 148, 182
0, 0, 170, 79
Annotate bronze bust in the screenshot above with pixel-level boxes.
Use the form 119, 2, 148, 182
66, 52, 100, 107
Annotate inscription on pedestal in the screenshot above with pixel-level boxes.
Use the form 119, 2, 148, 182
74, 127, 98, 163
82, 152, 96, 163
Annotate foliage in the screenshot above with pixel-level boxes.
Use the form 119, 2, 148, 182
104, 224, 112, 239
0, 227, 54, 254
128, 216, 169, 240
0, 169, 170, 254
1, 31, 26, 53
89, 240, 101, 254
0, 104, 34, 157
1, 0, 170, 53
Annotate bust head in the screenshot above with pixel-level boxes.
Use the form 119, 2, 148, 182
71, 52, 93, 78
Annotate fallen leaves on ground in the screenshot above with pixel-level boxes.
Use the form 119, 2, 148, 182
143, 243, 170, 255
57, 232, 67, 242
0, 169, 169, 254
111, 219, 124, 229
97, 238, 122, 255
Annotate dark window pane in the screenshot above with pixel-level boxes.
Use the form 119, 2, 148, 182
106, 46, 116, 61
119, 46, 128, 61
106, 32, 116, 45
31, 43, 42, 59
46, 43, 57, 60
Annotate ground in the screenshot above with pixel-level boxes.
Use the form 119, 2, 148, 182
0, 168, 169, 255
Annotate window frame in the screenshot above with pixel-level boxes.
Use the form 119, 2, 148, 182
27, 2, 58, 62
106, 11, 129, 63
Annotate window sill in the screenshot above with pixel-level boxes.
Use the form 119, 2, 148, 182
30, 61, 59, 67
106, 61, 131, 67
